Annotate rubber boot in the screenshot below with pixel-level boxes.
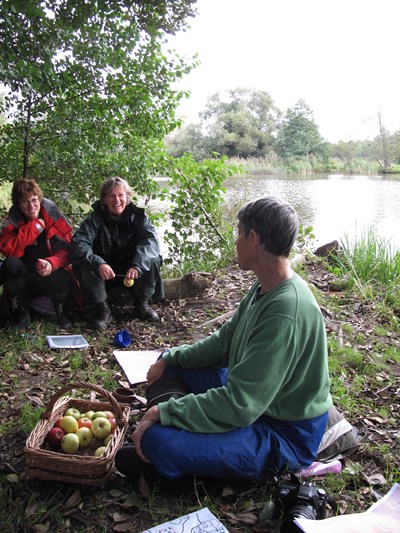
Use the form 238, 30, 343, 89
8, 294, 31, 330
146, 375, 190, 409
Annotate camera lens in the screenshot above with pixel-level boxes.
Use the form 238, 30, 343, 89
280, 504, 317, 533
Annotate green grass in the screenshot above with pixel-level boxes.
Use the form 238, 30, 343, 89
331, 228, 400, 304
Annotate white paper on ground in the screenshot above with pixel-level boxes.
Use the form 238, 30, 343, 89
295, 483, 400, 533
113, 349, 163, 384
140, 507, 229, 533
46, 335, 89, 349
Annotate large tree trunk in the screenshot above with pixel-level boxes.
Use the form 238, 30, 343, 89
163, 272, 212, 300
107, 272, 212, 304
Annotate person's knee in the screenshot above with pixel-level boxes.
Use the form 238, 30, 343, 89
2, 256, 25, 277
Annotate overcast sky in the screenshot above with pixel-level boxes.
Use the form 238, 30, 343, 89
167, 0, 400, 142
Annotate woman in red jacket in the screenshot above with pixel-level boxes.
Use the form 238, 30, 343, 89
0, 179, 73, 329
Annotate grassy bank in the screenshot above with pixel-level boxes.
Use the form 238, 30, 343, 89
227, 156, 387, 176
0, 236, 399, 532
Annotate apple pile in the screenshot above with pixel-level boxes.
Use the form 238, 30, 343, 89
45, 407, 116, 456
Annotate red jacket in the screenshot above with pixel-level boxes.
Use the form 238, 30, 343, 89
0, 198, 72, 271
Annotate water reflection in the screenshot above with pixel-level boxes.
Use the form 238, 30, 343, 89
224, 174, 400, 250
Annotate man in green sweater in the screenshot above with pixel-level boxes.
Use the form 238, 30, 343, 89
116, 196, 332, 481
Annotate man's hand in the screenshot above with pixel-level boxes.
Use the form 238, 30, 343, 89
98, 263, 115, 280
147, 358, 166, 385
132, 406, 160, 462
35, 258, 53, 276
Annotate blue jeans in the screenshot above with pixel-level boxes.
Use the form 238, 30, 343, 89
142, 366, 328, 481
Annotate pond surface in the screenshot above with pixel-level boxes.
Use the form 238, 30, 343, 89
224, 174, 400, 251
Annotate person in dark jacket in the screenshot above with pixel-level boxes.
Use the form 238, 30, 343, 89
0, 179, 73, 329
71, 177, 164, 329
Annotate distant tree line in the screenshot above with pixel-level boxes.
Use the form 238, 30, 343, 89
165, 88, 400, 174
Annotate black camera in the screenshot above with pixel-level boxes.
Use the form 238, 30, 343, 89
274, 474, 332, 533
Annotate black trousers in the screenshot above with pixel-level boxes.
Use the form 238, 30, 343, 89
1, 256, 71, 303
73, 257, 164, 306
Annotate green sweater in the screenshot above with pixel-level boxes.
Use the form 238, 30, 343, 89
160, 273, 332, 433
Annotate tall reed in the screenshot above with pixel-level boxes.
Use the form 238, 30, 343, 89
333, 229, 400, 302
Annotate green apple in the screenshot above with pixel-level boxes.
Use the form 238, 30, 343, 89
61, 433, 79, 454
94, 446, 107, 457
76, 427, 94, 448
91, 417, 112, 439
92, 411, 107, 420
60, 415, 79, 434
103, 434, 113, 446
83, 410, 95, 420
64, 407, 81, 420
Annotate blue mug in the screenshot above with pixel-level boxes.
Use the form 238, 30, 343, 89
114, 329, 131, 348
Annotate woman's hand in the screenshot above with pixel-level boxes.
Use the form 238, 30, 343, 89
131, 406, 160, 462
35, 259, 53, 276
98, 263, 115, 280
147, 358, 166, 385
125, 267, 140, 281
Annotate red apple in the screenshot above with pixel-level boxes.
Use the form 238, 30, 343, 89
45, 427, 65, 449
54, 417, 64, 428
77, 417, 92, 429
108, 417, 116, 431
103, 410, 115, 419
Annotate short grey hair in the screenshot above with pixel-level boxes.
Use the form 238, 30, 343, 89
237, 196, 299, 257
99, 177, 132, 210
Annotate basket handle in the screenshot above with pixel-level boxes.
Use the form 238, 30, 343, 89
40, 381, 126, 427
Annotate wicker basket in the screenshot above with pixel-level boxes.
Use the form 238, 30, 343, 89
25, 381, 131, 486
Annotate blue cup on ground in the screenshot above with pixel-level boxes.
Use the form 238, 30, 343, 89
114, 329, 131, 348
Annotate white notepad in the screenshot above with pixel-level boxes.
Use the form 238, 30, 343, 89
113, 349, 163, 384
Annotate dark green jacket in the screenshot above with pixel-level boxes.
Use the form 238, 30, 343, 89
71, 201, 161, 275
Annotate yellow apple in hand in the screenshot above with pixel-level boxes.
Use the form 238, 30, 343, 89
123, 277, 134, 287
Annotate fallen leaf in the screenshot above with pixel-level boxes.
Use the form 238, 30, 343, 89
113, 523, 134, 532
63, 489, 82, 511
31, 522, 50, 532
119, 491, 143, 509
224, 511, 259, 525
26, 394, 45, 407
113, 512, 131, 523
365, 473, 386, 486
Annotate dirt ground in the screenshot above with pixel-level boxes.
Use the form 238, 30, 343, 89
0, 259, 399, 532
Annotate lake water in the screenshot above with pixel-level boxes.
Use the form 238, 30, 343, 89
224, 173, 400, 251
154, 173, 400, 255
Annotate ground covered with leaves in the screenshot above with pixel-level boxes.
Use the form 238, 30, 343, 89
0, 259, 399, 532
